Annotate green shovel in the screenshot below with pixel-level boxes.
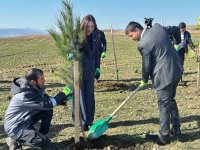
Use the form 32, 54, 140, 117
88, 85, 141, 140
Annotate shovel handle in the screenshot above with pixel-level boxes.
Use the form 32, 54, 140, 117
110, 86, 141, 117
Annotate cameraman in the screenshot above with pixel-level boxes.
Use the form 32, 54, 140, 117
144, 18, 154, 29
144, 18, 181, 45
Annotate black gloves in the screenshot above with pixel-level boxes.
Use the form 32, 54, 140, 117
54, 85, 73, 105
54, 92, 69, 105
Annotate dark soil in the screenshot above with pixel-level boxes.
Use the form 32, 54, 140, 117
64, 135, 136, 150
95, 81, 136, 92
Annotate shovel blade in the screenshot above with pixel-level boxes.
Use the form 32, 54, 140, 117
88, 119, 109, 140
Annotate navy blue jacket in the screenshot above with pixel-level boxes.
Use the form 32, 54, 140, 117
97, 29, 107, 54
82, 32, 100, 80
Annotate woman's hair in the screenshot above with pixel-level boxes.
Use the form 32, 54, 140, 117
25, 68, 43, 82
125, 21, 144, 35
81, 14, 97, 42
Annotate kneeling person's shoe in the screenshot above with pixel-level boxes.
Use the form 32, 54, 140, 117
45, 142, 58, 149
6, 137, 22, 150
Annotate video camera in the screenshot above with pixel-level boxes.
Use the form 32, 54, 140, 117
144, 18, 154, 29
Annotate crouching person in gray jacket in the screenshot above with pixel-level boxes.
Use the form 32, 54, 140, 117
4, 68, 72, 150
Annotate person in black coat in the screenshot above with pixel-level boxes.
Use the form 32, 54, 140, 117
177, 22, 198, 82
97, 29, 107, 70
72, 14, 100, 131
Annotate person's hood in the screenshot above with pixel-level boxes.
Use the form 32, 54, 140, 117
11, 77, 33, 95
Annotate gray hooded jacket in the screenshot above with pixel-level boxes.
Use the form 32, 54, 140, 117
4, 77, 54, 139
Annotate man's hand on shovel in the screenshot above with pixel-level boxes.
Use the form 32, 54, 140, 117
139, 80, 148, 88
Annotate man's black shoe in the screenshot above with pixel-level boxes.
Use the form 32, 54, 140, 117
145, 134, 170, 146
145, 134, 158, 141
170, 128, 181, 137
178, 81, 186, 86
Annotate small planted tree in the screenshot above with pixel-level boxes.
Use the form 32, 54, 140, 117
49, 0, 83, 82
48, 0, 83, 143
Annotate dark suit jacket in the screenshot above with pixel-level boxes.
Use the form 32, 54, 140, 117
182, 30, 196, 53
164, 26, 181, 45
138, 23, 183, 90
82, 32, 100, 80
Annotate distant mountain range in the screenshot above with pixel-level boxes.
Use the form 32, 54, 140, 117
0, 28, 49, 38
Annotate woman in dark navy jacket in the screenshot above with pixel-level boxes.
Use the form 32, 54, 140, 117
72, 14, 100, 131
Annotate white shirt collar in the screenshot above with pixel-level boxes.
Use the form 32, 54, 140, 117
140, 29, 145, 40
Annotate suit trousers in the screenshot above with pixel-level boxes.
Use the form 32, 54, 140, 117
156, 79, 180, 139
72, 79, 95, 127
178, 48, 185, 81
17, 109, 53, 148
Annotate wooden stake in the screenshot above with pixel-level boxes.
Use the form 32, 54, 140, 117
197, 16, 200, 86
197, 38, 200, 87
198, 64, 200, 86
111, 24, 119, 81
74, 61, 80, 143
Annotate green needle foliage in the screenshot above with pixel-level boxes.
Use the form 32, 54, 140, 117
48, 0, 83, 85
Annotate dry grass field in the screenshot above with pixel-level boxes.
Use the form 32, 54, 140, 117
0, 29, 200, 149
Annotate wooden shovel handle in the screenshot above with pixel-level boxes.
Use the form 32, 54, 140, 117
110, 86, 141, 117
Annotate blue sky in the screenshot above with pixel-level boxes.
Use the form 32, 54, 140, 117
0, 0, 199, 30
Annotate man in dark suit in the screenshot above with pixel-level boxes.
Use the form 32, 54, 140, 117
125, 21, 183, 145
